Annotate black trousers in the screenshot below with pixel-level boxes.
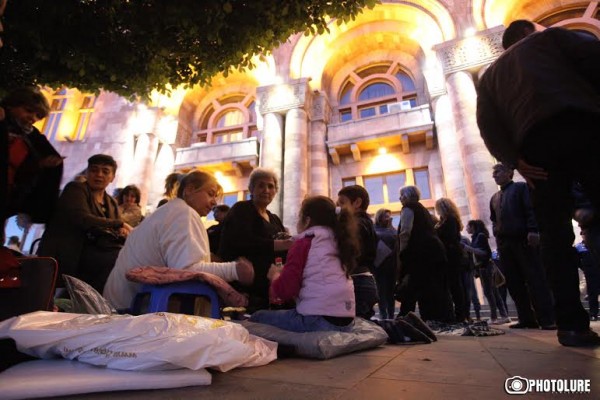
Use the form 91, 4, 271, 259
522, 112, 600, 331
497, 240, 554, 325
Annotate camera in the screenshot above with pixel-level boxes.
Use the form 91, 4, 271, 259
505, 376, 529, 395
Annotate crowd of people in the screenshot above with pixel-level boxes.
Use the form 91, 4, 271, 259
1, 19, 599, 347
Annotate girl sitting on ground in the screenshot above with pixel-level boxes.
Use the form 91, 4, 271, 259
249, 195, 359, 332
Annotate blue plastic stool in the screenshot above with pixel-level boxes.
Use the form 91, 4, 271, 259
131, 281, 221, 318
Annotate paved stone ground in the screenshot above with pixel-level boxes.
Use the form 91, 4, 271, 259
52, 320, 600, 400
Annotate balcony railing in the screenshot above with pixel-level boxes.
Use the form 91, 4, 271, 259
174, 137, 259, 170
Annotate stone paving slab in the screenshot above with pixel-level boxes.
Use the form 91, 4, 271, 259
42, 324, 600, 399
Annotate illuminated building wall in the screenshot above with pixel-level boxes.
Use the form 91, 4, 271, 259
39, 0, 600, 233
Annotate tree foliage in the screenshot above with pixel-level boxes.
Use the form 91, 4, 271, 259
0, 0, 378, 98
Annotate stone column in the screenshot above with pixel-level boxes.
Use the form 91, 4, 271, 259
446, 71, 497, 221
283, 108, 309, 232
309, 93, 330, 197
432, 94, 471, 221
260, 112, 284, 217
433, 26, 505, 222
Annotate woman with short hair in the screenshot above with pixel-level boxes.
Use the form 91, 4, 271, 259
218, 167, 293, 311
117, 184, 144, 227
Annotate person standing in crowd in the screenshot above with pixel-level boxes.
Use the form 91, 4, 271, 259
218, 168, 293, 312
337, 185, 378, 320
435, 198, 468, 323
0, 88, 63, 245
373, 208, 398, 320
460, 235, 482, 321
477, 20, 600, 346
464, 220, 510, 324
207, 204, 230, 255
396, 185, 453, 322
39, 154, 131, 293
117, 184, 144, 228
104, 170, 254, 310
6, 235, 20, 253
576, 232, 599, 321
488, 163, 555, 330
157, 172, 183, 208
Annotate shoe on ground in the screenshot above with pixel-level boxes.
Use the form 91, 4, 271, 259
509, 322, 539, 329
404, 311, 437, 342
540, 323, 557, 330
557, 329, 600, 347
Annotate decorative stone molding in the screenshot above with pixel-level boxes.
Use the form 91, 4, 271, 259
257, 78, 312, 116
310, 92, 331, 123
433, 26, 504, 76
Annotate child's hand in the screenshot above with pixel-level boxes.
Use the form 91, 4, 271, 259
267, 263, 283, 281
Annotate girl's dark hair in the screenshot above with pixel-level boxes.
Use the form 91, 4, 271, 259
467, 219, 489, 238
300, 195, 359, 276
337, 185, 370, 210
118, 184, 142, 205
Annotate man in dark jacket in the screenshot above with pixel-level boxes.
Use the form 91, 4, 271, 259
477, 20, 600, 346
490, 163, 555, 330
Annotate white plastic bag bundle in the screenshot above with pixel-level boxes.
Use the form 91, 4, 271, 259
0, 311, 277, 372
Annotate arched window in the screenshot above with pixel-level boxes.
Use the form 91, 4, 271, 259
192, 93, 257, 145
335, 63, 419, 123
216, 109, 244, 128
358, 82, 395, 101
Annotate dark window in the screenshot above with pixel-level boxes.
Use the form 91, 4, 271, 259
358, 82, 395, 102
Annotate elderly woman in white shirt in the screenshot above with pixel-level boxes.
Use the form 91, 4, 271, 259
104, 170, 254, 310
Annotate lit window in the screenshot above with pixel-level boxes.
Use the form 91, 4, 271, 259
363, 176, 385, 205
414, 169, 431, 199
222, 193, 238, 208
358, 82, 395, 102
342, 178, 357, 187
339, 82, 354, 106
359, 107, 376, 119
340, 110, 352, 122
216, 109, 244, 128
386, 172, 406, 202
73, 95, 96, 140
43, 89, 68, 140
395, 72, 416, 91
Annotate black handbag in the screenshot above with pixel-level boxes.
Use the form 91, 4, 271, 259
85, 227, 125, 249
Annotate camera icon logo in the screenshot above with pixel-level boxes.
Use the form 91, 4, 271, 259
505, 376, 530, 395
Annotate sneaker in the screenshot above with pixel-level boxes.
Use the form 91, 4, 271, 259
509, 322, 539, 329
404, 311, 437, 342
489, 317, 511, 325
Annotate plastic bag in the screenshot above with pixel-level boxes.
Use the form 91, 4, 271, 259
0, 311, 277, 372
241, 317, 387, 359
63, 275, 116, 315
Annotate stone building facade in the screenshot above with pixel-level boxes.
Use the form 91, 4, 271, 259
33, 0, 600, 235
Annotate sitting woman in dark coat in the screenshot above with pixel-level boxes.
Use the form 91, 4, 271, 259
218, 168, 293, 311
39, 154, 132, 292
